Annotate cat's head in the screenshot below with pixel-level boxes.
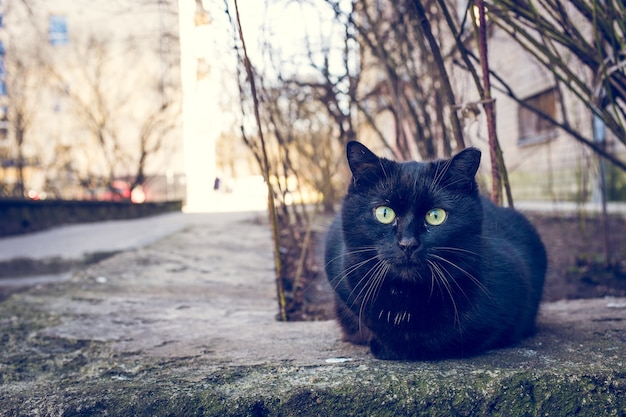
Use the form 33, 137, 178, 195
341, 141, 483, 282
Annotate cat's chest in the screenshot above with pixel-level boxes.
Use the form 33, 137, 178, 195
369, 284, 417, 327
367, 282, 455, 329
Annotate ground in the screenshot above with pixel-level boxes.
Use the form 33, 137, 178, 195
528, 213, 626, 301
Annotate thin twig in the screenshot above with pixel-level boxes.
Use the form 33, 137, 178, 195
232, 0, 287, 321
474, 0, 502, 205
411, 0, 466, 151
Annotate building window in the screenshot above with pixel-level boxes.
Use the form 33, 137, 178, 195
48, 15, 69, 46
518, 87, 558, 146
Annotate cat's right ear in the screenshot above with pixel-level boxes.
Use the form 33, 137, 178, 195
346, 141, 385, 186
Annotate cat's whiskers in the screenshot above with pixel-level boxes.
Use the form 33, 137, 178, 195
379, 160, 389, 181
354, 259, 390, 330
348, 258, 385, 307
331, 254, 389, 335
325, 247, 379, 292
329, 249, 391, 338
433, 246, 484, 259
323, 247, 379, 270
299, 247, 379, 298
426, 259, 461, 329
332, 256, 377, 294
432, 259, 471, 302
429, 253, 492, 300
426, 262, 438, 302
439, 176, 471, 191
429, 158, 453, 194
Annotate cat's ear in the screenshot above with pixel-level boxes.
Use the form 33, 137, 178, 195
346, 141, 385, 186
446, 147, 481, 190
450, 147, 481, 177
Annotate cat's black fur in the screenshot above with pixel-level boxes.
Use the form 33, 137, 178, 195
324, 141, 547, 360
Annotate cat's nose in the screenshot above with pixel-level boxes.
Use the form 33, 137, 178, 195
398, 237, 420, 254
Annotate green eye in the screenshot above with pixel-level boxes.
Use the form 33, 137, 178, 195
374, 206, 396, 224
425, 208, 447, 226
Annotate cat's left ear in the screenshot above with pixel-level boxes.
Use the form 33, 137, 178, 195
346, 141, 386, 186
447, 147, 481, 190
450, 147, 481, 177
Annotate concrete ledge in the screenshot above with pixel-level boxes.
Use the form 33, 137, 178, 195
0, 212, 625, 416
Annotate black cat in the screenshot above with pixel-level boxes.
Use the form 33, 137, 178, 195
324, 141, 547, 360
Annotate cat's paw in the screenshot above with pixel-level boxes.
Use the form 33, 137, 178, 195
369, 338, 403, 360
341, 327, 373, 345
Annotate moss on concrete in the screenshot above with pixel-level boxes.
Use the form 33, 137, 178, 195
0, 251, 121, 278
1, 358, 625, 416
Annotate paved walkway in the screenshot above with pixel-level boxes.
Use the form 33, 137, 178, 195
0, 212, 214, 262
0, 210, 264, 290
